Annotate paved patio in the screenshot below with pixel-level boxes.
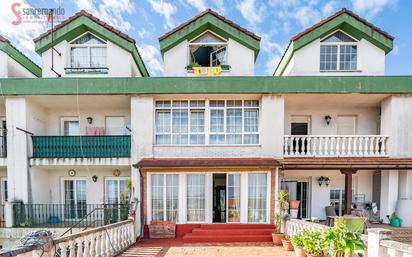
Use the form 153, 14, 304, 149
120, 240, 296, 257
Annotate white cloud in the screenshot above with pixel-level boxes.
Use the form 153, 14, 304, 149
0, 0, 45, 64
265, 54, 281, 74
237, 0, 266, 26
147, 0, 177, 29
185, 0, 207, 11
74, 0, 135, 32
138, 44, 164, 76
352, 0, 397, 19
392, 44, 399, 56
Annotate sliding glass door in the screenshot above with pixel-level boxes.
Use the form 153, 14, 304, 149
187, 174, 206, 222
63, 179, 87, 220
248, 173, 267, 223
227, 174, 241, 223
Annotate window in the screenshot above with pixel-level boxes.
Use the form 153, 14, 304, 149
187, 174, 206, 222
330, 189, 345, 216
248, 173, 267, 223
210, 100, 259, 144
105, 178, 130, 222
155, 100, 205, 144
155, 100, 259, 145
151, 174, 179, 222
69, 33, 107, 70
227, 174, 241, 223
61, 117, 80, 136
188, 31, 228, 67
63, 179, 86, 220
320, 31, 357, 71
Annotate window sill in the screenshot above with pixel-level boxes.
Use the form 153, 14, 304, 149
186, 65, 231, 72
65, 70, 109, 75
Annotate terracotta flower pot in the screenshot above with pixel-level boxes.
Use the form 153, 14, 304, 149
305, 253, 323, 257
293, 246, 306, 257
290, 200, 301, 209
281, 239, 294, 251
272, 233, 284, 246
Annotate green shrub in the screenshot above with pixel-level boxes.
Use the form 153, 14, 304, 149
323, 223, 366, 257
302, 231, 326, 256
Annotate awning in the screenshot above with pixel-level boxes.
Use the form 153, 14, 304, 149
279, 157, 412, 170
135, 158, 280, 170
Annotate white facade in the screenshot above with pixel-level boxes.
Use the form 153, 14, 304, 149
0, 51, 37, 78
41, 33, 142, 78
163, 37, 255, 76
282, 38, 386, 76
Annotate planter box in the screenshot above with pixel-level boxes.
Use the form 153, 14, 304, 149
149, 220, 176, 238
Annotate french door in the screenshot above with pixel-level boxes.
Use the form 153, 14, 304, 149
105, 178, 130, 222
62, 179, 87, 220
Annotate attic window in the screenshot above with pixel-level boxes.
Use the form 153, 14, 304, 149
188, 31, 228, 69
320, 31, 358, 71
67, 33, 108, 73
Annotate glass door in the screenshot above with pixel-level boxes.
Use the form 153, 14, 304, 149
227, 174, 240, 223
330, 189, 345, 216
248, 173, 268, 223
105, 178, 130, 222
63, 179, 86, 220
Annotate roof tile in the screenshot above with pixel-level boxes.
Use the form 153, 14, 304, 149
158, 8, 261, 41
33, 9, 136, 43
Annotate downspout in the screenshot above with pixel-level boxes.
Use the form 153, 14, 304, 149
138, 167, 144, 241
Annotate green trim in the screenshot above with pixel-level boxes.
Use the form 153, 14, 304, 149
274, 13, 394, 76
159, 13, 260, 59
0, 42, 42, 77
34, 16, 149, 77
0, 76, 411, 95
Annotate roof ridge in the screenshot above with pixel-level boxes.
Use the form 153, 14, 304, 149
158, 8, 261, 41
291, 8, 394, 42
33, 9, 136, 43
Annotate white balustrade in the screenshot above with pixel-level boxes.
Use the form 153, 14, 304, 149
285, 219, 329, 238
4, 219, 135, 257
284, 135, 389, 157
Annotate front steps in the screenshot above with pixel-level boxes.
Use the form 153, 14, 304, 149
182, 224, 274, 243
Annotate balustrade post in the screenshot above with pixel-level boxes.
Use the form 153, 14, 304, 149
367, 228, 393, 257
76, 237, 84, 257
58, 242, 69, 257
100, 231, 106, 257
369, 137, 375, 156
353, 137, 358, 156
336, 137, 341, 156
382, 137, 387, 155
68, 240, 75, 257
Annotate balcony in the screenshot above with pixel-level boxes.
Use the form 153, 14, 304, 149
284, 135, 389, 157
31, 135, 131, 158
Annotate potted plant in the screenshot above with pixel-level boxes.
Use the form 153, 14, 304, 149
323, 223, 366, 257
290, 200, 301, 209
291, 232, 307, 257
272, 190, 288, 245
282, 235, 294, 251
302, 231, 325, 257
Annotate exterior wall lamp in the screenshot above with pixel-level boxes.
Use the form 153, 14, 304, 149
92, 175, 98, 183
324, 115, 332, 125
86, 116, 93, 124
317, 176, 330, 187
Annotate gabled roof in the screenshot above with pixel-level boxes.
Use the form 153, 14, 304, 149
33, 10, 149, 77
274, 8, 394, 76
0, 35, 42, 77
158, 9, 261, 58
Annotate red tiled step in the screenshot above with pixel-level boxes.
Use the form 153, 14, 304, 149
199, 224, 274, 230
182, 234, 273, 243
192, 228, 273, 236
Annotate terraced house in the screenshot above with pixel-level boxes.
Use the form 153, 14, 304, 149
0, 7, 412, 250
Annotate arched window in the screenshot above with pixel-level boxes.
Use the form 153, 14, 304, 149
69, 33, 107, 71
320, 31, 358, 71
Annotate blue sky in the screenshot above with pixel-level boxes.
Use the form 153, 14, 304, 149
0, 0, 410, 76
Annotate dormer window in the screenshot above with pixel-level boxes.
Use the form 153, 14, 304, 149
320, 31, 358, 71
187, 31, 228, 70
67, 33, 107, 73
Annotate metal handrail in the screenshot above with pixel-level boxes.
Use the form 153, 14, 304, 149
61, 205, 128, 236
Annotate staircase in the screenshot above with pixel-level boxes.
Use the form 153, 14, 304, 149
182, 224, 274, 243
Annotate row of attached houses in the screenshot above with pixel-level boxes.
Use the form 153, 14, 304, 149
0, 7, 411, 248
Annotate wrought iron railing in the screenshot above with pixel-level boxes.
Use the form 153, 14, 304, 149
31, 135, 131, 158
12, 203, 130, 228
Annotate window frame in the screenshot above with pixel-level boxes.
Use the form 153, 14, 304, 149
319, 30, 359, 72
60, 117, 80, 136
187, 30, 228, 68
67, 32, 108, 71
154, 100, 260, 146
149, 173, 180, 222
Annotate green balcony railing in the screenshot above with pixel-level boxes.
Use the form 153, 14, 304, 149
12, 203, 130, 228
32, 135, 131, 158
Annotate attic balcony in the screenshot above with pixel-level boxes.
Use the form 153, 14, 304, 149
283, 135, 389, 157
